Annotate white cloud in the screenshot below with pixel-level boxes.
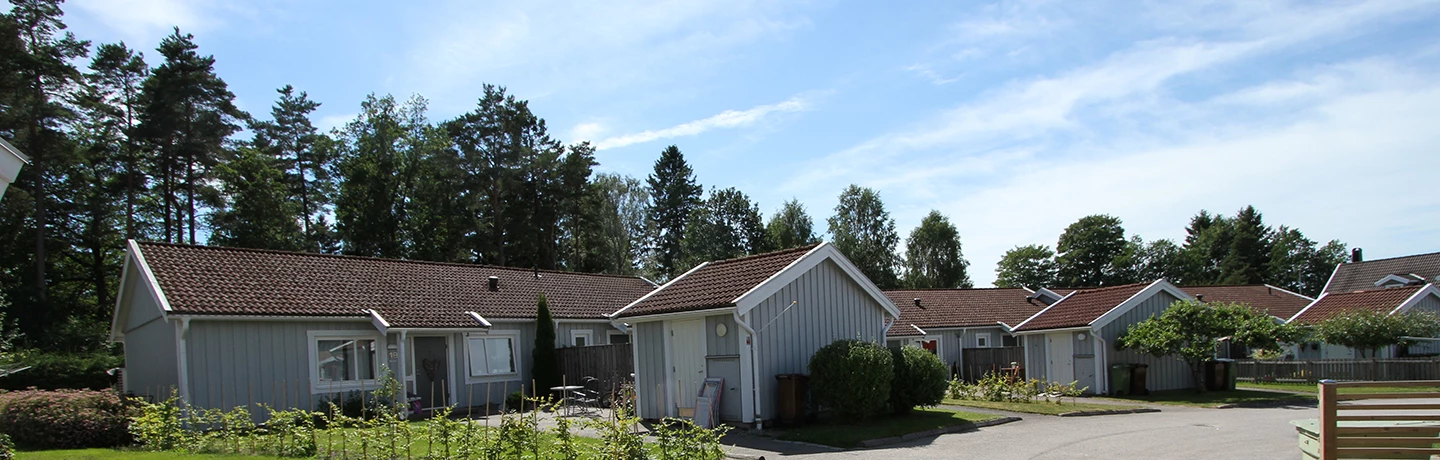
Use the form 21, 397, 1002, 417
569, 122, 608, 144
592, 96, 808, 150
69, 0, 214, 41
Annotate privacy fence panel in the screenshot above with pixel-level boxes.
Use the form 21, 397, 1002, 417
556, 343, 633, 394
1236, 358, 1440, 382
962, 347, 1026, 381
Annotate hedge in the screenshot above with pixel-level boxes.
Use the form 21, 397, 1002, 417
0, 352, 122, 391
889, 346, 949, 413
0, 388, 133, 449
807, 339, 893, 420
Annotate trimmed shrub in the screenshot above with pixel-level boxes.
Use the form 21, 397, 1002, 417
889, 346, 948, 413
0, 352, 122, 391
0, 388, 133, 449
0, 433, 11, 460
807, 339, 892, 420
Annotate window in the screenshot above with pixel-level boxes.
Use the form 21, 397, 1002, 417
976, 333, 992, 348
608, 332, 630, 344
1002, 334, 1019, 347
466, 332, 520, 381
308, 331, 380, 393
570, 330, 594, 348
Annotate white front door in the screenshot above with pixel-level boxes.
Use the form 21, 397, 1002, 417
1047, 332, 1074, 384
670, 319, 707, 412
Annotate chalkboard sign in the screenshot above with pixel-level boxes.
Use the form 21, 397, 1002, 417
692, 377, 724, 428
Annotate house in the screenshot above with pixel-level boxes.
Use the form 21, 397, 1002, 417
1288, 283, 1440, 359
0, 137, 29, 199
110, 241, 655, 417
881, 288, 1046, 378
1011, 280, 1195, 394
610, 243, 899, 425
1322, 249, 1440, 294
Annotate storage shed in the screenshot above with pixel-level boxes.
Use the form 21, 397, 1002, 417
610, 243, 899, 425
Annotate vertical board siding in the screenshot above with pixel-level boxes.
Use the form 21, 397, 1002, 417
184, 320, 374, 419
453, 322, 536, 409
705, 315, 739, 356
753, 259, 886, 422
1025, 335, 1047, 381
705, 357, 743, 421
1408, 294, 1440, 355
634, 321, 665, 420
1100, 291, 1194, 392
556, 322, 617, 349
121, 265, 179, 399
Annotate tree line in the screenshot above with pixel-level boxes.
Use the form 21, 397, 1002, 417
0, 0, 1344, 355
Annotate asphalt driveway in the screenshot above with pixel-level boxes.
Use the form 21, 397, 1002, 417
726, 401, 1316, 459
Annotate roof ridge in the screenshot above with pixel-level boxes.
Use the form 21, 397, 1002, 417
1336, 285, 1424, 295
703, 244, 820, 266
1180, 284, 1272, 288
1070, 282, 1151, 294
883, 287, 1029, 292
135, 241, 653, 282
1346, 251, 1440, 265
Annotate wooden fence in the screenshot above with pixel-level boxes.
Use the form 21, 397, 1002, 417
556, 343, 633, 394
961, 347, 1025, 381
1237, 358, 1440, 383
1296, 380, 1440, 459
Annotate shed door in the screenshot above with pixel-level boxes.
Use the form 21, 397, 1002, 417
1047, 333, 1074, 384
670, 319, 707, 411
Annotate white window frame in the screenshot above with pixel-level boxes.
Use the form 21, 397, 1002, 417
308, 330, 382, 394
464, 330, 522, 384
909, 335, 944, 358
607, 331, 629, 345
976, 333, 993, 348
570, 329, 595, 348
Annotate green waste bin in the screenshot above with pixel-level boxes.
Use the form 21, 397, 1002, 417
1109, 364, 1132, 396
1218, 358, 1237, 391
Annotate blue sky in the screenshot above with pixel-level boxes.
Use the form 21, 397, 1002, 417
65, 0, 1440, 286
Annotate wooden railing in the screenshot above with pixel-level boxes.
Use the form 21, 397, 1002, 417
1239, 358, 1440, 383
1296, 380, 1440, 459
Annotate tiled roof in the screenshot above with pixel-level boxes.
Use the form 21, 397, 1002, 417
1013, 282, 1151, 332
1289, 285, 1424, 324
1325, 252, 1440, 293
1181, 285, 1313, 320
136, 242, 656, 328
612, 245, 818, 318
883, 288, 1044, 336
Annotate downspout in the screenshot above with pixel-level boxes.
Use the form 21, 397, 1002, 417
734, 310, 763, 431
175, 317, 192, 411
1095, 329, 1109, 395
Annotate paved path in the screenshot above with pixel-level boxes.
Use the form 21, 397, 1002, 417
725, 401, 1317, 459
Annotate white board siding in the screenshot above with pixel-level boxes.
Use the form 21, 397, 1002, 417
1025, 334, 1047, 381
453, 322, 535, 409
120, 261, 178, 399
634, 321, 666, 420
557, 322, 616, 348
1408, 295, 1440, 355
184, 320, 375, 417
1099, 290, 1194, 392
752, 259, 887, 422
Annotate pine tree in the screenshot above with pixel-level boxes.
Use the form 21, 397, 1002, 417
1055, 214, 1128, 287
532, 292, 562, 392
573, 173, 649, 275
334, 94, 411, 258
827, 185, 900, 289
902, 210, 972, 289
137, 27, 244, 244
644, 145, 701, 280
1219, 205, 1271, 285
207, 147, 303, 250
766, 198, 819, 250
994, 245, 1058, 288
85, 42, 149, 240
253, 85, 332, 251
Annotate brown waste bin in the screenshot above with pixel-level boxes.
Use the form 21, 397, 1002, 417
775, 374, 808, 425
1130, 364, 1149, 396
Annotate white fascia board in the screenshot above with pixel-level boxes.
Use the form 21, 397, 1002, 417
466, 311, 493, 328
910, 324, 927, 335
369, 309, 390, 334
608, 262, 709, 319
1263, 284, 1315, 301
109, 250, 137, 342
172, 314, 370, 322
129, 240, 173, 312
612, 306, 736, 324
1010, 290, 1078, 331
1287, 293, 1328, 323
1089, 279, 1193, 331
1012, 325, 1094, 335
1320, 263, 1343, 294
734, 243, 901, 319
1391, 284, 1440, 315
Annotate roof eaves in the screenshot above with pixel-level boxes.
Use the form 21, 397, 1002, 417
1287, 292, 1329, 323
1261, 283, 1315, 301
1392, 284, 1438, 316
1012, 289, 1077, 331
609, 261, 710, 319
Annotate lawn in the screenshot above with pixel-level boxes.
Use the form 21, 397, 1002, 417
1238, 381, 1440, 394
776, 407, 1001, 448
1099, 389, 1313, 408
942, 398, 1145, 415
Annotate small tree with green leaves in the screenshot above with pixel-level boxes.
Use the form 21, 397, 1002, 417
1314, 310, 1440, 359
1119, 300, 1300, 392
533, 292, 562, 393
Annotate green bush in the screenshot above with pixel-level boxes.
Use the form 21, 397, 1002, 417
807, 339, 892, 420
0, 433, 12, 460
0, 351, 122, 391
889, 346, 948, 413
0, 388, 133, 449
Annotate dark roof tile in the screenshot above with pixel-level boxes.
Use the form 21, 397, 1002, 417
1290, 285, 1425, 324
884, 288, 1044, 336
1180, 285, 1313, 319
1013, 282, 1151, 332
613, 245, 818, 318
1326, 252, 1440, 293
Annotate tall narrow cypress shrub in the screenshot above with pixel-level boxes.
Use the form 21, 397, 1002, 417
532, 292, 562, 394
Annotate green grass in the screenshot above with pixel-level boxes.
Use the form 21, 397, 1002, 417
942, 398, 1145, 415
1098, 389, 1314, 408
17, 449, 286, 460
1238, 381, 1440, 394
776, 407, 1001, 448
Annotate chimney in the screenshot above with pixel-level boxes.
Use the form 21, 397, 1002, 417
1196, 294, 1204, 302
1351, 248, 1363, 263
914, 298, 923, 309
488, 276, 500, 292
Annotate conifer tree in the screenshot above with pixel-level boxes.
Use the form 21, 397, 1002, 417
532, 292, 562, 392
207, 147, 302, 250
644, 145, 702, 280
